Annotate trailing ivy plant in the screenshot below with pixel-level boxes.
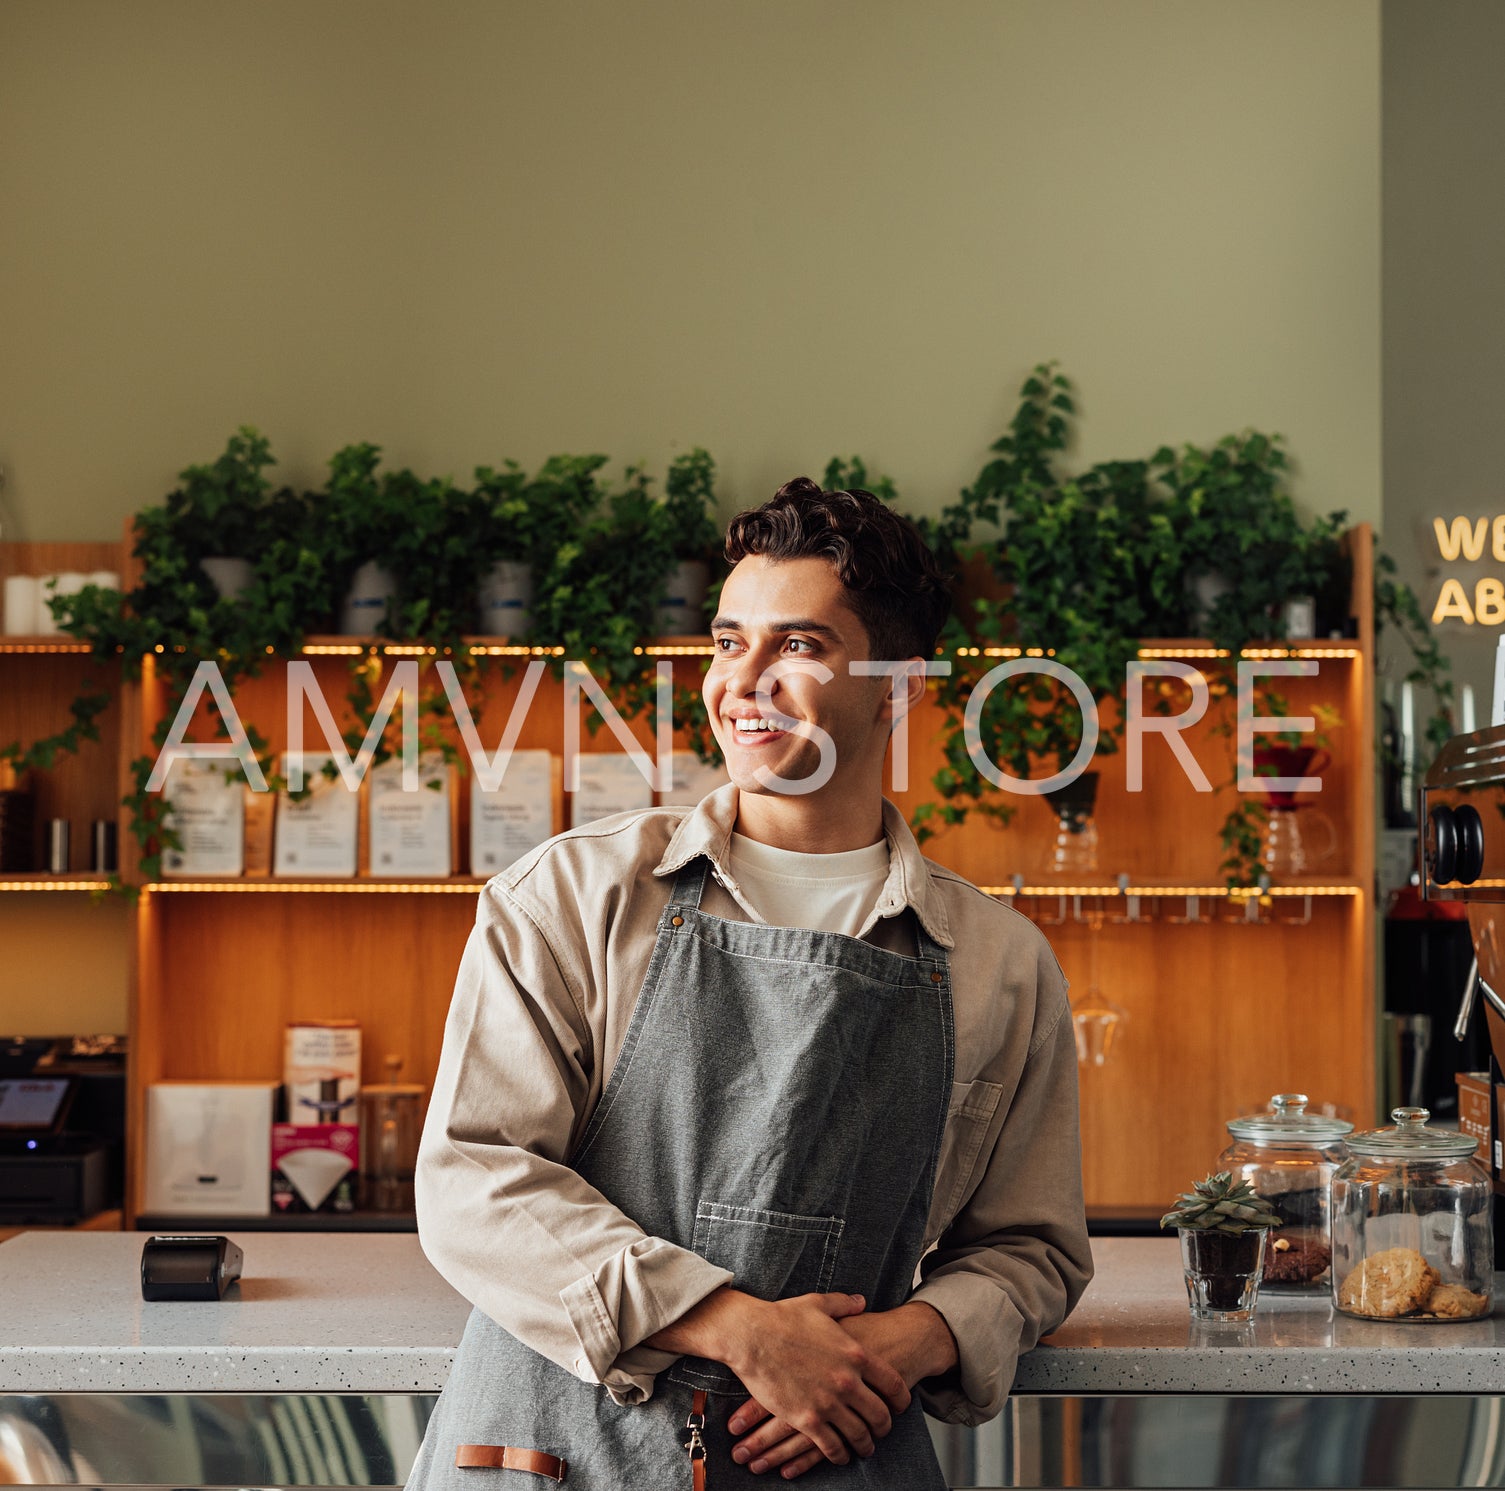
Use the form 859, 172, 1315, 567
884, 365, 1398, 895
912, 366, 1188, 840
1375, 550, 1455, 753
9, 395, 1459, 893
0, 428, 333, 879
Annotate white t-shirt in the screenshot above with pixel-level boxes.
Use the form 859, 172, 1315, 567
726, 832, 890, 938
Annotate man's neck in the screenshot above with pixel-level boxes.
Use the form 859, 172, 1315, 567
731, 790, 885, 855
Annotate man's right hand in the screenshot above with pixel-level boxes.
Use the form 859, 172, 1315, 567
645, 1288, 910, 1467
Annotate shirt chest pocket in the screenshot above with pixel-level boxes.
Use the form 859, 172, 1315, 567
669, 1200, 844, 1395
933, 1079, 1005, 1224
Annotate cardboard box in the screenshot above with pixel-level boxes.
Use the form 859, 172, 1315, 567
271, 1122, 358, 1213
144, 1081, 276, 1216
284, 1020, 360, 1127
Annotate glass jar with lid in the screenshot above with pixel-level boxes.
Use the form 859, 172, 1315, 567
1331, 1107, 1494, 1321
1219, 1093, 1352, 1291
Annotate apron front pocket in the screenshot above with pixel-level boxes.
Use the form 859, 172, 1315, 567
668, 1200, 844, 1395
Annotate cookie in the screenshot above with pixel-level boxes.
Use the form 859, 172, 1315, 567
1264, 1237, 1331, 1284
1337, 1247, 1438, 1317
1424, 1282, 1491, 1319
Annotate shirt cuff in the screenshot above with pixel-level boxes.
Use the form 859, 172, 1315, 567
910, 1270, 1026, 1426
559, 1237, 735, 1406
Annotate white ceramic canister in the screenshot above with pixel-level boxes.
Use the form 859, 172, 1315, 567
477, 559, 533, 639
201, 557, 256, 602
2, 575, 39, 636
338, 562, 398, 635
46, 573, 87, 632
655, 559, 710, 636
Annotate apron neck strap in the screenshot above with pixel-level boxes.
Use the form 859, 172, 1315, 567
911, 912, 948, 966
669, 854, 949, 971
668, 856, 711, 910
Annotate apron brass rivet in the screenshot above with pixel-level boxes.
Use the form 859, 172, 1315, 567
930, 971, 943, 984
671, 914, 684, 927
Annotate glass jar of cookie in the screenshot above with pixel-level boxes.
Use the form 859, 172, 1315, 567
1219, 1093, 1352, 1292
1331, 1107, 1494, 1322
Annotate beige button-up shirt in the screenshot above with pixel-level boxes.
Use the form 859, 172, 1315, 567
416, 786, 1093, 1427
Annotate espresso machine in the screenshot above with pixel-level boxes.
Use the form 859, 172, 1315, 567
1420, 697, 1505, 1265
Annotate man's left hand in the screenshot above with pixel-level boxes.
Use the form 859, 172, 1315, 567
727, 1302, 958, 1479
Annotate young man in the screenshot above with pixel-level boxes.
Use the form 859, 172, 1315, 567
408, 480, 1091, 1489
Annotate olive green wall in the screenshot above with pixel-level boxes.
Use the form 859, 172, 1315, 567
1, 0, 1381, 1037
0, 0, 1380, 544
1382, 0, 1505, 715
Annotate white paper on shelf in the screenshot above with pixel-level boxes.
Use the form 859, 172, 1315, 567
273, 752, 359, 877
469, 748, 553, 875
571, 753, 654, 828
368, 752, 452, 877
657, 752, 729, 807
161, 758, 246, 877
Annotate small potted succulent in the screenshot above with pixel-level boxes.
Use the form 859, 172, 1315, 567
1162, 1171, 1283, 1321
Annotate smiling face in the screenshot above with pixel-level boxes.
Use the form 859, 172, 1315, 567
705, 554, 906, 850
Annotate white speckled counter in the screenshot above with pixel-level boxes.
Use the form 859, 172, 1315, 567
0, 1231, 469, 1393
7, 1232, 1505, 1487
3, 1229, 1503, 1397
1018, 1236, 1505, 1394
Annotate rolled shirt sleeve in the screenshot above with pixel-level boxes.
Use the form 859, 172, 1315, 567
415, 884, 732, 1405
911, 962, 1095, 1426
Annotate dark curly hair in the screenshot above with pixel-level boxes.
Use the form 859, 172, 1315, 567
723, 478, 951, 661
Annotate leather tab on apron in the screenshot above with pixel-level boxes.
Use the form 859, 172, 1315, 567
454, 1445, 568, 1481
681, 1390, 707, 1491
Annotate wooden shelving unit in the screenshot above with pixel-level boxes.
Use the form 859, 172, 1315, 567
3, 527, 1378, 1224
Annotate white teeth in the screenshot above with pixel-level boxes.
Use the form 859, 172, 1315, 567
734, 718, 780, 733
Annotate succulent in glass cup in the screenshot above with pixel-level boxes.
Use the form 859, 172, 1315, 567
1162, 1171, 1283, 1321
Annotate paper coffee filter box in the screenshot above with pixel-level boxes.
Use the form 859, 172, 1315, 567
270, 1123, 358, 1213
284, 1020, 361, 1128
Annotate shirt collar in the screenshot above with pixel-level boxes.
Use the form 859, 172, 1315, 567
654, 783, 954, 950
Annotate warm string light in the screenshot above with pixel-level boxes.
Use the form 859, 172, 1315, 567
297, 639, 565, 658
982, 883, 1361, 899
470, 644, 566, 657
5, 636, 1361, 662
1242, 645, 1362, 660
0, 640, 94, 654
1137, 647, 1230, 660
144, 879, 487, 894
0, 877, 113, 892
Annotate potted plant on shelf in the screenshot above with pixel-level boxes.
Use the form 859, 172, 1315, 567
1154, 432, 1348, 648
149, 425, 286, 603
914, 366, 1189, 849
472, 455, 608, 639
319, 444, 442, 638
653, 447, 722, 636
1162, 1171, 1283, 1321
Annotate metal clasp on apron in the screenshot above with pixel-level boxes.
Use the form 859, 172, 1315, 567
680, 1406, 706, 1462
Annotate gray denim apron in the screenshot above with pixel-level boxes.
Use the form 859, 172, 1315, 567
408, 856, 953, 1489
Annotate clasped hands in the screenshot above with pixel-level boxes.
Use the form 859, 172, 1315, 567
647, 1289, 956, 1481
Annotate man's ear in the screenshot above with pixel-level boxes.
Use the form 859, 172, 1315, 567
883, 659, 928, 724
